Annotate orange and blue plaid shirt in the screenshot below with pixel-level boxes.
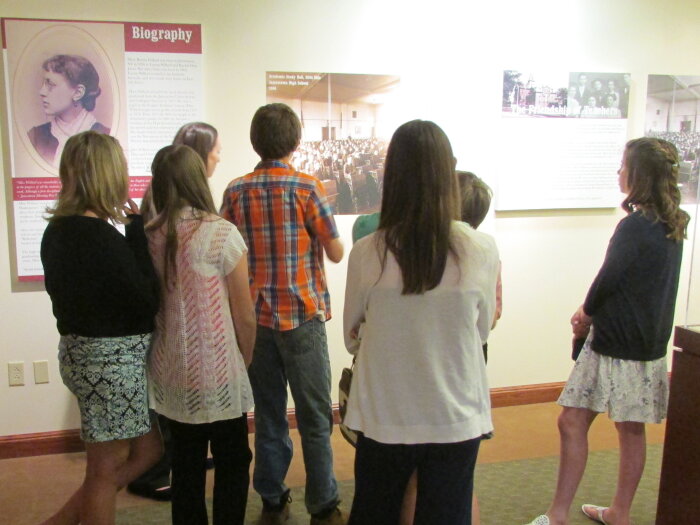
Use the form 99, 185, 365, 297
220, 161, 339, 331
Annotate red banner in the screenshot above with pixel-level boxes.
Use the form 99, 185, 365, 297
124, 23, 201, 54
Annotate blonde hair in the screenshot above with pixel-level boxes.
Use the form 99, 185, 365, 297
457, 171, 492, 229
46, 131, 129, 223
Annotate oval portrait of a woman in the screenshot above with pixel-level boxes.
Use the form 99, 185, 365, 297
27, 54, 110, 166
9, 21, 121, 175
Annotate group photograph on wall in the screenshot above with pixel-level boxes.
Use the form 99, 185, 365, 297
502, 69, 630, 119
497, 69, 629, 210
266, 71, 400, 215
645, 74, 700, 204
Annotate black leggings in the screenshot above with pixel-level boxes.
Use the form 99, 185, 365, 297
167, 414, 252, 525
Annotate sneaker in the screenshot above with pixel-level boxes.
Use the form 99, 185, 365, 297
259, 490, 291, 525
525, 516, 550, 525
310, 506, 345, 525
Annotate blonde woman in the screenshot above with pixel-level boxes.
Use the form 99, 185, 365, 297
40, 131, 161, 525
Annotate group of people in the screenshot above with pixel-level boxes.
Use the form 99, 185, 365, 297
293, 138, 386, 215
39, 100, 688, 525
567, 73, 630, 118
647, 130, 700, 202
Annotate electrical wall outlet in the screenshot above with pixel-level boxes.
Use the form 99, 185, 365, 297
8, 361, 24, 386
33, 360, 49, 384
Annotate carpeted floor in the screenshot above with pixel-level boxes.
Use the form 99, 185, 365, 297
115, 444, 662, 524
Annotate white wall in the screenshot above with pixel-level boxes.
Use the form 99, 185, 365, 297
2, 0, 700, 436
646, 97, 700, 132
267, 96, 379, 140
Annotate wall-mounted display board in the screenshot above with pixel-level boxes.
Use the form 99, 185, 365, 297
266, 71, 400, 215
496, 69, 629, 211
1, 18, 203, 281
645, 74, 700, 205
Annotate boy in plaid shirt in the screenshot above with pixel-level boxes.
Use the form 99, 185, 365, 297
220, 103, 344, 525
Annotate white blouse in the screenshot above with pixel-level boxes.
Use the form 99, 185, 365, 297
147, 210, 253, 424
343, 221, 499, 444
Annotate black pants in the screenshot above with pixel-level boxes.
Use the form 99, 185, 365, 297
348, 434, 480, 525
167, 414, 252, 525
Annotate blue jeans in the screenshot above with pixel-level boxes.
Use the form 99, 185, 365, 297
249, 318, 339, 514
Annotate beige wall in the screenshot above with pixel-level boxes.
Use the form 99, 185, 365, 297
1, 0, 700, 436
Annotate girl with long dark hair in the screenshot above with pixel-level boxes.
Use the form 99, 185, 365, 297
343, 120, 500, 525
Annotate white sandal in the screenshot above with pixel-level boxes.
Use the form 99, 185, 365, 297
525, 515, 550, 525
581, 504, 609, 525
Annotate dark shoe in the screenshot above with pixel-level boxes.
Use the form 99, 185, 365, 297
126, 478, 172, 501
310, 506, 345, 525
259, 489, 291, 525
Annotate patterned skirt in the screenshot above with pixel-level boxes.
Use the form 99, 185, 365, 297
59, 333, 152, 442
558, 331, 669, 424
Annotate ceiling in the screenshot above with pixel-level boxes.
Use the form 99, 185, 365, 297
267, 72, 399, 104
647, 75, 700, 103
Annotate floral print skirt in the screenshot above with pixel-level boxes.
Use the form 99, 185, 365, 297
558, 331, 669, 424
59, 333, 152, 442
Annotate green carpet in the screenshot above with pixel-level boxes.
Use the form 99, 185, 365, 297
116, 444, 662, 524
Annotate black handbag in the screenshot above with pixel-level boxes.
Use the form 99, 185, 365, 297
572, 337, 586, 361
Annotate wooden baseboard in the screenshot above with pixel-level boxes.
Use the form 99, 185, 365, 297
0, 429, 84, 460
0, 381, 565, 460
490, 381, 565, 408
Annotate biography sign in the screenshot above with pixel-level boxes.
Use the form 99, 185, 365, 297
1, 18, 203, 280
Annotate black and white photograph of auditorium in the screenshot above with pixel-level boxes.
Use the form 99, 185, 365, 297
645, 74, 700, 204
266, 71, 400, 215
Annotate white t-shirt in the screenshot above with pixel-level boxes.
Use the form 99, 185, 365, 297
147, 210, 253, 424
343, 221, 499, 444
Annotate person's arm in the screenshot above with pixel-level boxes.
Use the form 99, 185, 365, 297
583, 216, 640, 317
571, 304, 592, 339
227, 257, 256, 367
219, 184, 238, 225
343, 244, 366, 355
307, 179, 344, 263
323, 237, 344, 263
112, 202, 160, 317
492, 261, 503, 329
476, 237, 499, 345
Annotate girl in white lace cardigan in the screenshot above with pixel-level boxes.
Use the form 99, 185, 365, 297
146, 144, 256, 525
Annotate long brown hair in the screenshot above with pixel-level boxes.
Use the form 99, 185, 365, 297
46, 131, 128, 223
142, 122, 219, 221
622, 137, 689, 241
146, 144, 217, 287
379, 120, 460, 294
172, 122, 218, 164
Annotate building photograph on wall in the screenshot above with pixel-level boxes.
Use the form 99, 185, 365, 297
645, 74, 700, 204
498, 68, 629, 210
502, 69, 630, 119
266, 71, 400, 215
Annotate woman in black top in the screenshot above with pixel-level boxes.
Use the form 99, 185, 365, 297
527, 138, 689, 525
40, 131, 161, 525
